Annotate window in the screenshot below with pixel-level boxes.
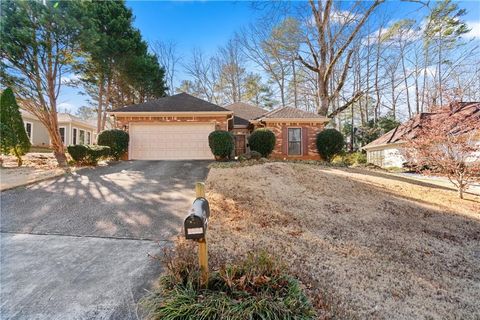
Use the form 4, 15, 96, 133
86, 132, 91, 144
288, 128, 302, 155
79, 130, 85, 145
24, 122, 32, 141
59, 127, 65, 145
72, 128, 77, 145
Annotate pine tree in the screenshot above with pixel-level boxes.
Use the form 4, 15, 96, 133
0, 88, 31, 166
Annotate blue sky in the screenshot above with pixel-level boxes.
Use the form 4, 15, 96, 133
58, 0, 480, 114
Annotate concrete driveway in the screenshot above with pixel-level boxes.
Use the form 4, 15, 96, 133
0, 160, 210, 320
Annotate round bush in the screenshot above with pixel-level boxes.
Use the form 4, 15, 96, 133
316, 129, 345, 162
97, 129, 129, 160
86, 145, 111, 165
67, 145, 88, 163
248, 129, 276, 158
208, 130, 234, 160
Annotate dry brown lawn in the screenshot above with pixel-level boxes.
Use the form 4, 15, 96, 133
205, 162, 480, 320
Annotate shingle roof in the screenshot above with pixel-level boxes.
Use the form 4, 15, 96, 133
258, 107, 328, 120
224, 102, 267, 126
21, 110, 96, 129
112, 93, 231, 113
363, 102, 480, 149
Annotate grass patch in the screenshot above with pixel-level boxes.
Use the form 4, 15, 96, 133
141, 241, 316, 320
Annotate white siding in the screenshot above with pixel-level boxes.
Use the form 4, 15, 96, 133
366, 146, 406, 168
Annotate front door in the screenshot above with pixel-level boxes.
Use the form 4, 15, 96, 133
234, 135, 246, 156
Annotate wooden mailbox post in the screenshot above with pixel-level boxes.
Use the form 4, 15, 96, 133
183, 182, 209, 287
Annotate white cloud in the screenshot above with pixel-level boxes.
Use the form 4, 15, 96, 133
61, 73, 79, 85
57, 102, 75, 114
464, 21, 480, 39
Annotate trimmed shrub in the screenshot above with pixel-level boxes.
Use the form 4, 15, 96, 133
85, 145, 110, 165
208, 130, 234, 161
316, 129, 345, 162
67, 144, 110, 165
0, 88, 31, 166
141, 248, 316, 320
248, 129, 276, 158
97, 129, 129, 160
67, 145, 88, 163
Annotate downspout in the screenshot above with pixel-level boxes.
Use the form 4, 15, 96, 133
226, 113, 233, 131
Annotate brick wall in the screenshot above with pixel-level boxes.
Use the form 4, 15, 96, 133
114, 115, 230, 131
260, 122, 325, 160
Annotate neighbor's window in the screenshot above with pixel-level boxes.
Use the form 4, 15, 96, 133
288, 128, 301, 155
59, 127, 65, 144
86, 132, 91, 144
79, 130, 85, 145
24, 122, 32, 141
72, 128, 77, 145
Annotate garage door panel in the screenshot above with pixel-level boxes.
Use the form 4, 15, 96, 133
130, 123, 215, 160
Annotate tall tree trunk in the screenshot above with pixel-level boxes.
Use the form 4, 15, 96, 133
401, 44, 412, 118
414, 52, 420, 114
350, 103, 354, 152
101, 77, 112, 131
97, 76, 104, 134
438, 38, 443, 106
421, 46, 429, 112
292, 59, 298, 108
317, 73, 329, 116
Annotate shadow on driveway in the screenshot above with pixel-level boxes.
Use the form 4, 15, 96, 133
1, 160, 211, 240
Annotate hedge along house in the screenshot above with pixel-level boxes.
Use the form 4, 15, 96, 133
109, 93, 233, 160
21, 110, 97, 148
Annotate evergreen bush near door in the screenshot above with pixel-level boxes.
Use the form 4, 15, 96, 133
0, 88, 31, 166
316, 129, 345, 162
208, 130, 234, 160
97, 129, 129, 160
248, 129, 276, 158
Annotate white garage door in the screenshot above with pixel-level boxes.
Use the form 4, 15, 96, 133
129, 123, 215, 160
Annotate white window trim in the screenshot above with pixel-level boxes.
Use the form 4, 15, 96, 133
59, 126, 66, 145
24, 121, 33, 142
72, 127, 78, 145
287, 127, 302, 156
86, 131, 91, 145
79, 129, 86, 145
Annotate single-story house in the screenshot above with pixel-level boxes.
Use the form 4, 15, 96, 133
21, 110, 97, 147
109, 93, 329, 160
362, 102, 480, 168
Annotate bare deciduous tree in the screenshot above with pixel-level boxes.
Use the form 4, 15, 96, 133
405, 102, 480, 199
297, 0, 384, 117
152, 40, 181, 96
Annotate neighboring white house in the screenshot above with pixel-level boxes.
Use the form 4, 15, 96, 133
362, 102, 480, 168
21, 110, 97, 147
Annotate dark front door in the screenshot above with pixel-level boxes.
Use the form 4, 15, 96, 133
235, 135, 246, 156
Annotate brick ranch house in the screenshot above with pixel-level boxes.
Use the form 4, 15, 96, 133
109, 93, 329, 160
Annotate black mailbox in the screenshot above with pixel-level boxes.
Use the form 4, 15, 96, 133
184, 197, 210, 240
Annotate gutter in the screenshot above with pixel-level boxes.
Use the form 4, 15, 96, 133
109, 111, 234, 117
361, 141, 406, 151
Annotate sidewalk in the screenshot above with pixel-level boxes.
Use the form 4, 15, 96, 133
395, 172, 480, 196
0, 167, 66, 191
